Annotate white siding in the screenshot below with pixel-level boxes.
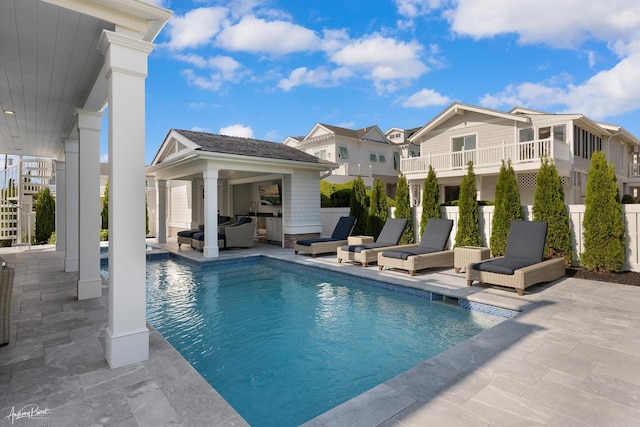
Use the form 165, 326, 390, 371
168, 180, 191, 233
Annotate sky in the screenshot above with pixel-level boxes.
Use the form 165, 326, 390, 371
101, 0, 640, 165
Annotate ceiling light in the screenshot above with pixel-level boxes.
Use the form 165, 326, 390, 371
3, 109, 15, 115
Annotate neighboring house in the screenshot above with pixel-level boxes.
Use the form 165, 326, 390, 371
401, 102, 640, 205
146, 129, 335, 255
385, 126, 421, 159
283, 123, 403, 196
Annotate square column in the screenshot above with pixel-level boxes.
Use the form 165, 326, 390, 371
99, 30, 154, 369
55, 161, 66, 253
77, 109, 104, 300
64, 139, 79, 272
155, 179, 167, 244
203, 168, 219, 258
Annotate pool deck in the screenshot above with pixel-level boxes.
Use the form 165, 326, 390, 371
1, 240, 640, 426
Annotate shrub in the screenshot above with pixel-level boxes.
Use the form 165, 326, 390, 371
365, 178, 388, 238
395, 173, 414, 244
47, 231, 56, 245
454, 161, 481, 247
621, 194, 635, 204
100, 229, 109, 241
581, 152, 625, 272
349, 176, 369, 235
101, 180, 109, 230
420, 165, 440, 235
330, 188, 352, 207
532, 157, 573, 265
490, 161, 522, 257
34, 187, 55, 244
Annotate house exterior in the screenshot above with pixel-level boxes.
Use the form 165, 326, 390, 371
401, 102, 640, 206
283, 123, 403, 196
146, 129, 336, 253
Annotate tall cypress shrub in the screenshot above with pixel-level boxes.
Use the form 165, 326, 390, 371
581, 152, 625, 272
349, 175, 368, 235
101, 180, 109, 230
365, 178, 388, 239
420, 165, 440, 235
395, 173, 414, 244
454, 161, 481, 247
533, 157, 573, 265
35, 187, 55, 244
490, 161, 522, 256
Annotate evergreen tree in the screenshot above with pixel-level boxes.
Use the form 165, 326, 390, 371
532, 157, 573, 265
349, 175, 368, 235
394, 173, 414, 244
420, 165, 440, 235
490, 160, 522, 256
34, 187, 55, 244
101, 180, 109, 230
146, 195, 150, 236
365, 178, 388, 238
581, 152, 625, 272
454, 161, 481, 247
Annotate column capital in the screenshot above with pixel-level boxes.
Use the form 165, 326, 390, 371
203, 168, 219, 180
76, 109, 104, 132
98, 30, 154, 78
54, 160, 66, 172
64, 139, 79, 153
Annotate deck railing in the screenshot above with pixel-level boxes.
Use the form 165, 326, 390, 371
401, 139, 570, 174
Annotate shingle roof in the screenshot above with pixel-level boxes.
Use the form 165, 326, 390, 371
174, 129, 334, 165
319, 123, 381, 139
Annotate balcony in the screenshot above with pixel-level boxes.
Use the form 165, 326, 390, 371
401, 139, 571, 175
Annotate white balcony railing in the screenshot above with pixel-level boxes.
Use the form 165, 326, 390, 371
401, 139, 569, 174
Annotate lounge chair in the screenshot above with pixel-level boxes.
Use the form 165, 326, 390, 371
336, 218, 408, 267
466, 221, 565, 295
177, 224, 203, 248
193, 216, 256, 250
377, 218, 454, 276
294, 216, 357, 256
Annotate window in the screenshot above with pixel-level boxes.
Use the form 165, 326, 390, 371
393, 152, 400, 170
519, 128, 534, 142
338, 146, 349, 159
553, 125, 566, 143
452, 134, 476, 151
538, 127, 551, 140
314, 150, 326, 160
409, 150, 420, 157
379, 154, 386, 163
573, 125, 602, 160
370, 153, 378, 162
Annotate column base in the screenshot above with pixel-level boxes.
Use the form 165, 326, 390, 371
106, 327, 149, 369
78, 278, 102, 300
65, 258, 78, 272
203, 245, 219, 258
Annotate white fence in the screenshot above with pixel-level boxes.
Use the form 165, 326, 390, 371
322, 204, 640, 272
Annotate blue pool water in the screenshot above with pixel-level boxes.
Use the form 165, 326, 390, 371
143, 257, 505, 427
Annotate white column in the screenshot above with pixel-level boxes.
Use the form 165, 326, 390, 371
99, 30, 154, 369
156, 179, 167, 244
77, 109, 104, 300
64, 138, 79, 272
203, 168, 219, 258
55, 161, 66, 252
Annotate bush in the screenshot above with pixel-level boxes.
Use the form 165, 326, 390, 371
365, 178, 388, 238
581, 152, 625, 272
490, 161, 522, 257
47, 232, 56, 245
395, 173, 414, 244
329, 188, 352, 207
35, 187, 55, 244
420, 165, 440, 235
100, 229, 109, 241
621, 194, 635, 204
454, 161, 481, 247
101, 180, 109, 230
349, 176, 369, 235
533, 157, 573, 265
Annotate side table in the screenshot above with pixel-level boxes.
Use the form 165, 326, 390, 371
454, 246, 491, 273
348, 235, 374, 245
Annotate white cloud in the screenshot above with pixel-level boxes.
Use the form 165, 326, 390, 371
264, 130, 280, 141
192, 126, 213, 133
178, 55, 245, 91
220, 124, 255, 138
395, 0, 444, 18
277, 66, 352, 91
402, 88, 450, 107
100, 153, 109, 163
216, 15, 321, 54
330, 35, 429, 93
165, 7, 228, 50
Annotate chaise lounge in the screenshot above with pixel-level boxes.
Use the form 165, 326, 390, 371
466, 220, 565, 295
336, 218, 408, 267
176, 215, 233, 248
377, 218, 454, 276
192, 216, 256, 250
294, 216, 357, 256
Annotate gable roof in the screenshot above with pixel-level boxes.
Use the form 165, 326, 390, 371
301, 123, 390, 144
152, 129, 335, 167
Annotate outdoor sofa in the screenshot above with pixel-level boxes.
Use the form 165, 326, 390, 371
192, 216, 256, 250
377, 218, 454, 276
176, 215, 233, 248
466, 220, 565, 295
336, 218, 408, 267
294, 216, 356, 256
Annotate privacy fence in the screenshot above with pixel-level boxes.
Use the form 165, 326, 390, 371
321, 204, 640, 272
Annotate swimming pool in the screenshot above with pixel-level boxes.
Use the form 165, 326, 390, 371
143, 256, 507, 426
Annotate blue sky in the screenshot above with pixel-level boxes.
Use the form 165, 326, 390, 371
102, 0, 640, 165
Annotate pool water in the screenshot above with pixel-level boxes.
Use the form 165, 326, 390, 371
145, 257, 504, 427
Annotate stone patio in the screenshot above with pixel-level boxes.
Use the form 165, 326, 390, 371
1, 241, 640, 426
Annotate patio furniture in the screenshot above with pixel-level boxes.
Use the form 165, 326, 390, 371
348, 235, 374, 245
294, 216, 357, 256
466, 221, 565, 295
454, 246, 491, 273
177, 224, 204, 248
377, 218, 454, 276
336, 218, 408, 267
193, 216, 256, 250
